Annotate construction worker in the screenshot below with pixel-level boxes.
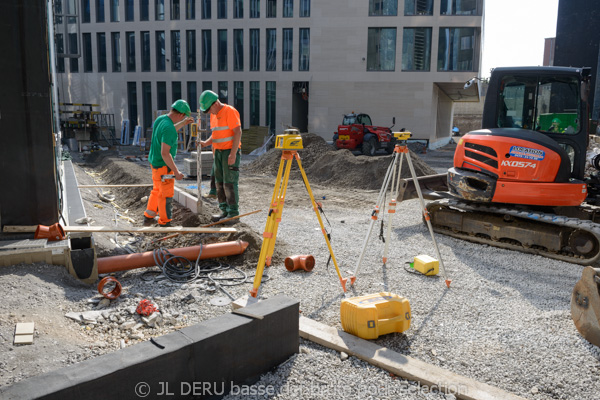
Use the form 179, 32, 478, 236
144, 100, 194, 227
198, 90, 242, 223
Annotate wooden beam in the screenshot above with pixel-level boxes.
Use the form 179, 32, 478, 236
299, 317, 525, 400
3, 225, 236, 234
78, 184, 153, 188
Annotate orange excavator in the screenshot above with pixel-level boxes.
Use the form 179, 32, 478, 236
402, 66, 600, 347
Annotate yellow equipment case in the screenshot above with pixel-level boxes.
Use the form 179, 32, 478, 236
340, 292, 411, 339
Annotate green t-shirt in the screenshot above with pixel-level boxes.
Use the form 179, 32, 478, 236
148, 114, 178, 167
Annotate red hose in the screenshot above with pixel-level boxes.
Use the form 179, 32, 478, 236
97, 240, 249, 274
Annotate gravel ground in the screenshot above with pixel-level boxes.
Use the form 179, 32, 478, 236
1, 140, 600, 399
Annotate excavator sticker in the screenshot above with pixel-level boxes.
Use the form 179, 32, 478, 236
501, 160, 537, 168
508, 146, 545, 161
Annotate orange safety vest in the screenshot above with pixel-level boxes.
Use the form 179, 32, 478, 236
210, 104, 242, 150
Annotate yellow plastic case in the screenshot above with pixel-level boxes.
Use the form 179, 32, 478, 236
340, 292, 411, 339
414, 254, 439, 276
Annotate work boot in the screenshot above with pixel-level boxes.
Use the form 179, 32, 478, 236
143, 216, 156, 226
211, 212, 228, 222
219, 218, 238, 226
158, 222, 172, 228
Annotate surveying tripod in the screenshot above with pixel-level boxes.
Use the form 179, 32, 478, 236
250, 130, 349, 297
348, 132, 451, 288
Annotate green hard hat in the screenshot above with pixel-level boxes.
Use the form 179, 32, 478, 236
171, 99, 191, 116
199, 90, 219, 113
552, 118, 561, 124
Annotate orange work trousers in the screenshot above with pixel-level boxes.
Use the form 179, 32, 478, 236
144, 166, 175, 226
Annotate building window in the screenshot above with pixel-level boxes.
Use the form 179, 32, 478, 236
266, 81, 276, 132
299, 28, 310, 71
266, 29, 276, 71
299, 0, 310, 17
234, 81, 244, 128
82, 0, 91, 23
218, 0, 227, 18
171, 0, 180, 19
218, 81, 228, 104
142, 82, 152, 129
185, 0, 195, 19
186, 30, 196, 71
69, 33, 79, 72
367, 27, 396, 71
187, 81, 197, 112
202, 0, 211, 18
402, 27, 431, 71
250, 81, 259, 125
369, 0, 397, 16
438, 27, 477, 71
283, 0, 293, 17
234, 0, 243, 18
250, 29, 260, 71
282, 28, 292, 71
250, 0, 259, 18
127, 81, 138, 133
110, 0, 119, 21
156, 0, 165, 20
172, 81, 182, 102
157, 81, 167, 110
125, 0, 134, 20
83, 33, 93, 71
126, 31, 136, 71
111, 32, 121, 72
96, 0, 105, 22
156, 31, 166, 71
234, 29, 243, 71
97, 33, 106, 72
141, 31, 151, 71
267, 0, 276, 17
218, 29, 227, 71
171, 30, 181, 71
202, 30, 212, 71
140, 0, 149, 20
203, 81, 213, 91
441, 0, 480, 15
404, 0, 433, 16
56, 34, 65, 72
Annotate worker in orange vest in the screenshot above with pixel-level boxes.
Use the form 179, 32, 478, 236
144, 100, 194, 227
198, 90, 242, 224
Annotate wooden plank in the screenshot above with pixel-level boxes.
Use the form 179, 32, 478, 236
3, 226, 236, 234
78, 184, 153, 188
299, 317, 525, 400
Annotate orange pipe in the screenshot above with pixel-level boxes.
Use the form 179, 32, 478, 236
284, 255, 315, 272
97, 240, 249, 274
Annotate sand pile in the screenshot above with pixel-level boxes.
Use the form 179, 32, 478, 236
244, 133, 437, 190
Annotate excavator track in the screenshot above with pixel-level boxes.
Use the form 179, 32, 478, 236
426, 198, 600, 266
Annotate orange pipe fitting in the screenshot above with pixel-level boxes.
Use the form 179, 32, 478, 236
97, 240, 249, 274
97, 276, 122, 299
34, 223, 66, 242
284, 255, 315, 272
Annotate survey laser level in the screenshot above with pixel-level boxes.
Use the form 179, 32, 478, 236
250, 129, 349, 297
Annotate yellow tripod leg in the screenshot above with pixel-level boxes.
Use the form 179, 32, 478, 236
295, 154, 349, 292
264, 152, 294, 266
250, 153, 293, 297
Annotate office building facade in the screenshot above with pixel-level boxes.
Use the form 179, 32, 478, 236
55, 0, 483, 147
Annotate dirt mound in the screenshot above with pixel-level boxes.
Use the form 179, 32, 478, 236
244, 133, 437, 190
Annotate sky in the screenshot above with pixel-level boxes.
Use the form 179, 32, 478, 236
481, 0, 559, 77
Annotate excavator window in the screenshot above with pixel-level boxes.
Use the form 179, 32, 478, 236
496, 75, 580, 135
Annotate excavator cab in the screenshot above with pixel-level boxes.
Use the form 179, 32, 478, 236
449, 67, 592, 207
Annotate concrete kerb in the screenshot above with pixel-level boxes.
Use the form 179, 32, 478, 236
0, 296, 299, 400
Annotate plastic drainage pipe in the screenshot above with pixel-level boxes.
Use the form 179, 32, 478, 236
97, 240, 249, 274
